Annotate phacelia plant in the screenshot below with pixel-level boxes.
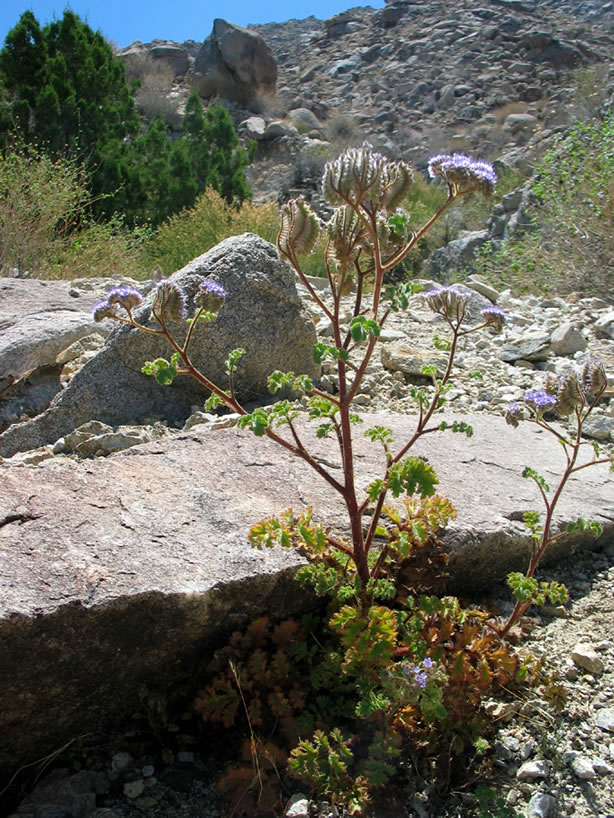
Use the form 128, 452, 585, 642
95, 143, 613, 814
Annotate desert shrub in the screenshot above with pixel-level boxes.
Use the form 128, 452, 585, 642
138, 188, 279, 275
475, 113, 614, 297
43, 214, 150, 280
135, 87, 178, 126
0, 142, 88, 276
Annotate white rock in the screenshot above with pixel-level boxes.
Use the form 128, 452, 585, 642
516, 759, 549, 780
285, 793, 310, 817
596, 709, 614, 733
526, 792, 555, 817
570, 755, 596, 780
571, 643, 605, 676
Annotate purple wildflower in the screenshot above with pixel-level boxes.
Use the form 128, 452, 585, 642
424, 285, 467, 321
480, 305, 506, 332
92, 300, 119, 323
196, 278, 228, 312
524, 389, 557, 413
414, 671, 428, 689
505, 401, 523, 428
428, 153, 497, 197
422, 657, 433, 669
107, 286, 143, 312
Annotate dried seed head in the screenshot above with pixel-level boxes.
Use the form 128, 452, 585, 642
154, 281, 186, 322
278, 197, 321, 261
428, 153, 497, 198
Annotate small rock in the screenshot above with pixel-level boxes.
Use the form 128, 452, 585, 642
111, 751, 133, 773
123, 779, 145, 799
570, 755, 596, 780
593, 758, 614, 775
549, 323, 587, 356
516, 759, 549, 780
285, 793, 310, 817
571, 643, 605, 675
526, 792, 555, 818
595, 709, 614, 733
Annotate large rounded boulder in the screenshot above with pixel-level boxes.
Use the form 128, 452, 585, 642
193, 19, 277, 107
0, 234, 318, 458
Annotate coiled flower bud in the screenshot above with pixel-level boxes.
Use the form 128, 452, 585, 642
424, 286, 467, 323
196, 279, 227, 313
505, 401, 523, 428
325, 205, 367, 272
555, 370, 584, 415
580, 359, 608, 398
107, 286, 143, 312
92, 301, 119, 322
322, 143, 413, 211
278, 197, 321, 261
480, 305, 506, 332
428, 153, 496, 198
153, 281, 186, 322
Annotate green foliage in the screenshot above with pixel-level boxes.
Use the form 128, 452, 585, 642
137, 188, 279, 275
474, 785, 522, 818
142, 353, 181, 386
0, 141, 86, 275
0, 10, 139, 153
475, 113, 614, 297
0, 12, 254, 230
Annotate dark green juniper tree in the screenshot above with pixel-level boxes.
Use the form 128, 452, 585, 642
0, 12, 254, 228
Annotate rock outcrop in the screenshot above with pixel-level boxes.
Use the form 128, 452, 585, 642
0, 234, 318, 458
193, 19, 277, 107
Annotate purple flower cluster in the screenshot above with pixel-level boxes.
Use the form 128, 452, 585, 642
107, 286, 143, 311
401, 657, 434, 690
480, 305, 506, 331
195, 278, 228, 312
524, 389, 557, 413
428, 153, 497, 197
92, 286, 144, 323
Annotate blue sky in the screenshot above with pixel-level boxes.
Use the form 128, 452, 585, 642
1, 1, 384, 49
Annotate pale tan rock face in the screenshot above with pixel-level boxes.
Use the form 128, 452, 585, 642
193, 19, 277, 107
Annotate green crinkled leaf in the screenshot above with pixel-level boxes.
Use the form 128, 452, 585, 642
237, 408, 269, 436
313, 342, 349, 364
225, 347, 245, 377
350, 315, 381, 343
522, 466, 550, 493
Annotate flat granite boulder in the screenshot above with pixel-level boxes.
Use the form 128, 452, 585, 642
1, 411, 612, 783
0, 278, 108, 383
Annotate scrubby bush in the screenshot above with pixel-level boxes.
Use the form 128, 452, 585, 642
0, 143, 87, 275
475, 113, 614, 297
138, 188, 279, 275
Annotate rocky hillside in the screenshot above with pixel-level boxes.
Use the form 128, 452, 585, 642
120, 0, 614, 204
